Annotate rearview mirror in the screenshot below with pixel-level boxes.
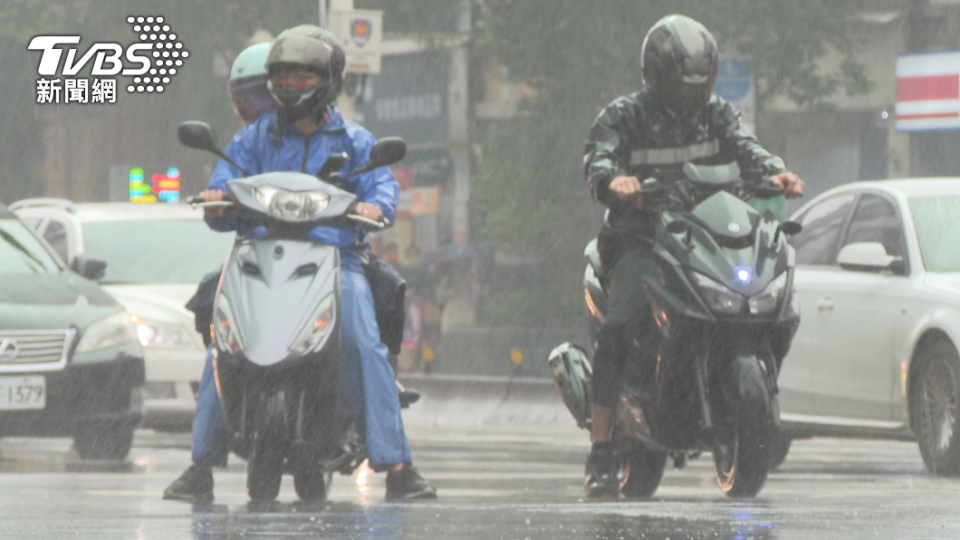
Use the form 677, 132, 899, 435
666, 220, 689, 235
341, 137, 408, 179
837, 242, 901, 272
368, 137, 407, 168
178, 121, 219, 152
780, 221, 803, 235
177, 121, 250, 176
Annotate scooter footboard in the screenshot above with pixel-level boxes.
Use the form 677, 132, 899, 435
547, 343, 593, 430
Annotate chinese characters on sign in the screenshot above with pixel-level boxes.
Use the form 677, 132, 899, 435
29, 15, 189, 105
36, 78, 117, 104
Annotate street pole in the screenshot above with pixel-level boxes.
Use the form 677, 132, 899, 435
319, 0, 326, 28
330, 0, 355, 120
450, 2, 472, 245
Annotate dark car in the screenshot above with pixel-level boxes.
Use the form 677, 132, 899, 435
0, 203, 144, 460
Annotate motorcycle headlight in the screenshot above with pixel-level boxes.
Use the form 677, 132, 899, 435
76, 312, 139, 353
130, 315, 195, 349
254, 185, 330, 222
690, 272, 745, 315
289, 293, 335, 354
748, 272, 788, 315
214, 296, 244, 353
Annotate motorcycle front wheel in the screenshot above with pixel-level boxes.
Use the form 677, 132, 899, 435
246, 392, 288, 501
291, 444, 333, 502
713, 356, 771, 497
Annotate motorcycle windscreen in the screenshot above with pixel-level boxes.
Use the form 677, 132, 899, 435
219, 239, 339, 366
690, 191, 760, 240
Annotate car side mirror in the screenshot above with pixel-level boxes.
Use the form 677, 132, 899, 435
837, 242, 901, 273
71, 255, 108, 281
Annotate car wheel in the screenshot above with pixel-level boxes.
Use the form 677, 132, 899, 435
912, 340, 960, 476
74, 422, 135, 461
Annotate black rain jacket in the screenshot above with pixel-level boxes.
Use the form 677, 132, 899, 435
584, 88, 787, 263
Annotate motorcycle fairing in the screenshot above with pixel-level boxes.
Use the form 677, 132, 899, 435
226, 171, 359, 223
219, 239, 339, 366
689, 190, 760, 241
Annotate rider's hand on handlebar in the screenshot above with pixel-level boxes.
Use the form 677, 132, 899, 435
610, 175, 644, 211
199, 189, 234, 219
353, 202, 383, 222
769, 172, 805, 199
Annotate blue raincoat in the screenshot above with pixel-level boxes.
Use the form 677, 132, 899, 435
205, 107, 399, 273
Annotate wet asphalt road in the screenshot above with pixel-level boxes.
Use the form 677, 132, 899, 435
0, 426, 958, 540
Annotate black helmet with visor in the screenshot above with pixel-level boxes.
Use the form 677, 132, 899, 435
265, 25, 346, 121
641, 15, 719, 120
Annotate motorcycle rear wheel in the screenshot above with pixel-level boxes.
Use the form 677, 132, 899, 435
246, 394, 287, 501
617, 439, 667, 498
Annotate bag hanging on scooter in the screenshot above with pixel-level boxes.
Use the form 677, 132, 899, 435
364, 253, 406, 355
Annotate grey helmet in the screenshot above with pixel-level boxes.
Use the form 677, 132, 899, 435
641, 15, 719, 119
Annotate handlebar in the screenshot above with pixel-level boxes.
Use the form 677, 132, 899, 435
186, 193, 389, 228
347, 214, 390, 229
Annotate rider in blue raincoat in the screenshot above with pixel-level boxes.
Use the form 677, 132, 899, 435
162, 26, 436, 502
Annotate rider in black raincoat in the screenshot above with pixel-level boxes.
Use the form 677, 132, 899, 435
582, 14, 805, 498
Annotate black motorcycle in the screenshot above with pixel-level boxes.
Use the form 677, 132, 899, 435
178, 121, 407, 501
549, 162, 802, 498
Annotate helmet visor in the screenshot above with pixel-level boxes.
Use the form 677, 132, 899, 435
229, 76, 275, 123
266, 34, 335, 74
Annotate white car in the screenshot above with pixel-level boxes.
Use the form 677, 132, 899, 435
11, 199, 234, 431
776, 178, 960, 475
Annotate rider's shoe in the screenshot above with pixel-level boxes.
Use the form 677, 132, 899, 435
162, 463, 214, 502
398, 387, 421, 409
385, 464, 437, 500
584, 448, 621, 499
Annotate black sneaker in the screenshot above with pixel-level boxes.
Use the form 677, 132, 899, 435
385, 464, 437, 500
585, 448, 621, 499
163, 463, 214, 502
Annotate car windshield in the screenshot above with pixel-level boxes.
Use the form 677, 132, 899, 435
909, 194, 960, 273
0, 217, 62, 274
82, 219, 234, 284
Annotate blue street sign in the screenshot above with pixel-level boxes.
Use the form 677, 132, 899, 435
715, 58, 752, 102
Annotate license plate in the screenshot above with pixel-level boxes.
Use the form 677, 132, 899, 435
0, 376, 46, 410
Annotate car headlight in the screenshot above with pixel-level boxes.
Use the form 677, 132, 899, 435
75, 312, 139, 353
289, 293, 334, 354
748, 272, 788, 315
214, 295, 244, 353
130, 315, 195, 349
254, 185, 330, 222
690, 272, 745, 315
